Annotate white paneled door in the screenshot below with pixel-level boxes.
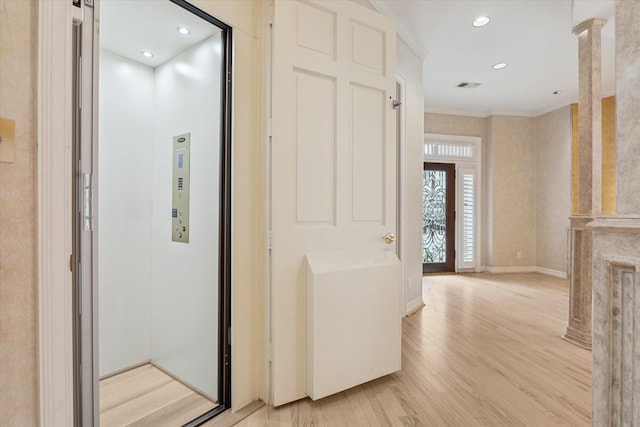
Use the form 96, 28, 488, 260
272, 0, 399, 406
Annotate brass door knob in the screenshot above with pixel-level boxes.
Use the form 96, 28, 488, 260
383, 233, 396, 244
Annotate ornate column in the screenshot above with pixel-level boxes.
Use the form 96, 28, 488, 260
563, 18, 607, 349
591, 1, 640, 424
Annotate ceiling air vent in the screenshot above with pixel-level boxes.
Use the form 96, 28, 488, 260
457, 82, 482, 89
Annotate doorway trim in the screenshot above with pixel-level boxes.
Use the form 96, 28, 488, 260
424, 133, 482, 272
38, 1, 75, 425
395, 74, 408, 314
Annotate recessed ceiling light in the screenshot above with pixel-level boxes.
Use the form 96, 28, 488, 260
141, 50, 154, 58
473, 16, 490, 27
553, 90, 563, 95
492, 62, 507, 70
177, 26, 191, 35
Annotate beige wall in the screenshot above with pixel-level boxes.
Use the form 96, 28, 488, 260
536, 106, 571, 273
0, 0, 38, 425
424, 113, 487, 139
487, 115, 537, 267
425, 111, 570, 273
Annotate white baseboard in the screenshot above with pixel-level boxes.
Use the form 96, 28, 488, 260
481, 265, 567, 279
481, 266, 537, 274
405, 296, 424, 316
535, 267, 568, 279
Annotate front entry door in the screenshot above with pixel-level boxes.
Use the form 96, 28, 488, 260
423, 162, 455, 273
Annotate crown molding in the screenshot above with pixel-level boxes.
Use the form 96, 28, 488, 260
368, 0, 430, 60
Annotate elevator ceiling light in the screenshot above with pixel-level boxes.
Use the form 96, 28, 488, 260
492, 62, 507, 70
141, 50, 154, 58
472, 16, 490, 27
177, 26, 191, 35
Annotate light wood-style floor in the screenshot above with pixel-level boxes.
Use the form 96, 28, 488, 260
238, 273, 592, 426
100, 363, 217, 427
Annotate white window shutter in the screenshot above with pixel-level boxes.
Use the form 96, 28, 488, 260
460, 168, 475, 269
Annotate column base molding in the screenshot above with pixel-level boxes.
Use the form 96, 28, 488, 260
564, 216, 594, 349
562, 326, 592, 350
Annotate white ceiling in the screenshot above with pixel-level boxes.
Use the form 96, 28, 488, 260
101, 0, 615, 116
373, 0, 616, 117
100, 0, 220, 68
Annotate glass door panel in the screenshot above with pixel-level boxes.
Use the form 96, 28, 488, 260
423, 162, 455, 273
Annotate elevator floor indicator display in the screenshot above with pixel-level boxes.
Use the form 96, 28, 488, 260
172, 133, 190, 243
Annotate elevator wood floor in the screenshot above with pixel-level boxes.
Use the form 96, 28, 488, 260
100, 364, 217, 427
238, 273, 592, 426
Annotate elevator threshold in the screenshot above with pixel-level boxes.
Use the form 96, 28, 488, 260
100, 363, 218, 427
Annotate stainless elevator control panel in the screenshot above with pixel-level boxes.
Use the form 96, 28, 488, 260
172, 133, 190, 243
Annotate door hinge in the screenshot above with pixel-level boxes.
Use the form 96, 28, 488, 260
267, 230, 272, 250
267, 340, 273, 361
77, 57, 82, 110
267, 119, 273, 138
70, 254, 74, 272
82, 173, 93, 231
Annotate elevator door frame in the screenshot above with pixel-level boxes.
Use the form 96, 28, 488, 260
73, 1, 234, 425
